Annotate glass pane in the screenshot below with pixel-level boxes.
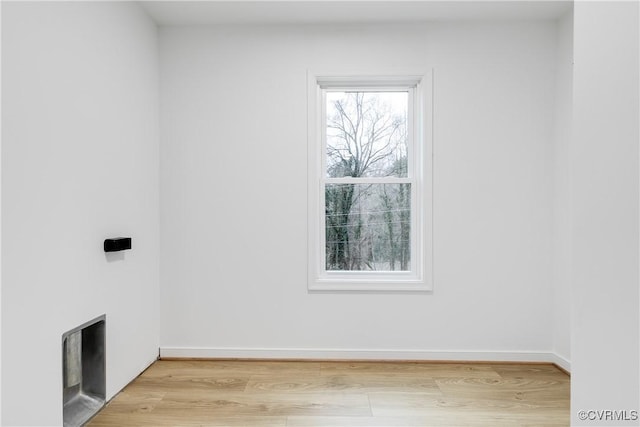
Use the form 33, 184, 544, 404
326, 91, 408, 178
325, 183, 411, 271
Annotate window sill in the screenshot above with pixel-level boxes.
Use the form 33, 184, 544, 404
308, 279, 432, 293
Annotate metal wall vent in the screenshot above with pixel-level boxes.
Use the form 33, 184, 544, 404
62, 315, 106, 427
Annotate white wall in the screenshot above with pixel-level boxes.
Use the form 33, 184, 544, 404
552, 9, 573, 369
572, 1, 639, 425
0, 2, 4, 424
1, 3, 160, 426
159, 22, 558, 359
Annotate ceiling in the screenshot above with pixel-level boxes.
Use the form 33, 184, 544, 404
139, 1, 573, 26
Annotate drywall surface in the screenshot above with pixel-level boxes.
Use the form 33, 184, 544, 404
1, 2, 160, 425
0, 2, 3, 424
552, 9, 573, 369
160, 22, 557, 358
572, 1, 640, 425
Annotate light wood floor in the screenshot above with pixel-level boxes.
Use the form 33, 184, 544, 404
88, 360, 570, 427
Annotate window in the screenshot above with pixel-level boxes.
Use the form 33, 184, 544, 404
307, 73, 433, 291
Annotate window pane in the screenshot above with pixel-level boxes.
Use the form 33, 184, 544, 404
326, 92, 408, 178
325, 183, 411, 271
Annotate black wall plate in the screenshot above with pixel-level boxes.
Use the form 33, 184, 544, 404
104, 237, 132, 252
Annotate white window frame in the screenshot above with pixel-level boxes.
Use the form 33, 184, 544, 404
307, 71, 433, 292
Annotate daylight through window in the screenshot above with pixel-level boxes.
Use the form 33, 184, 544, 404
324, 91, 411, 272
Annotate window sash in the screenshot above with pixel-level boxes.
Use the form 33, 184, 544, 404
324, 177, 412, 184
321, 182, 416, 276
321, 87, 416, 181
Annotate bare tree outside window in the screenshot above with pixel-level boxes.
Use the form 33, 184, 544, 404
324, 91, 411, 271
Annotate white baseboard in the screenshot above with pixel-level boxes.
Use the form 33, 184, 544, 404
159, 347, 571, 372
548, 352, 571, 373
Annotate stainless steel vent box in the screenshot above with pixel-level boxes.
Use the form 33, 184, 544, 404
62, 315, 106, 427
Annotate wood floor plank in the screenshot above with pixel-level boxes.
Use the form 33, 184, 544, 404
285, 415, 564, 427
90, 413, 287, 427
435, 376, 570, 405
146, 360, 323, 376
131, 374, 250, 392
319, 361, 502, 378
245, 373, 442, 394
490, 364, 570, 381
151, 390, 372, 417
368, 392, 568, 422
